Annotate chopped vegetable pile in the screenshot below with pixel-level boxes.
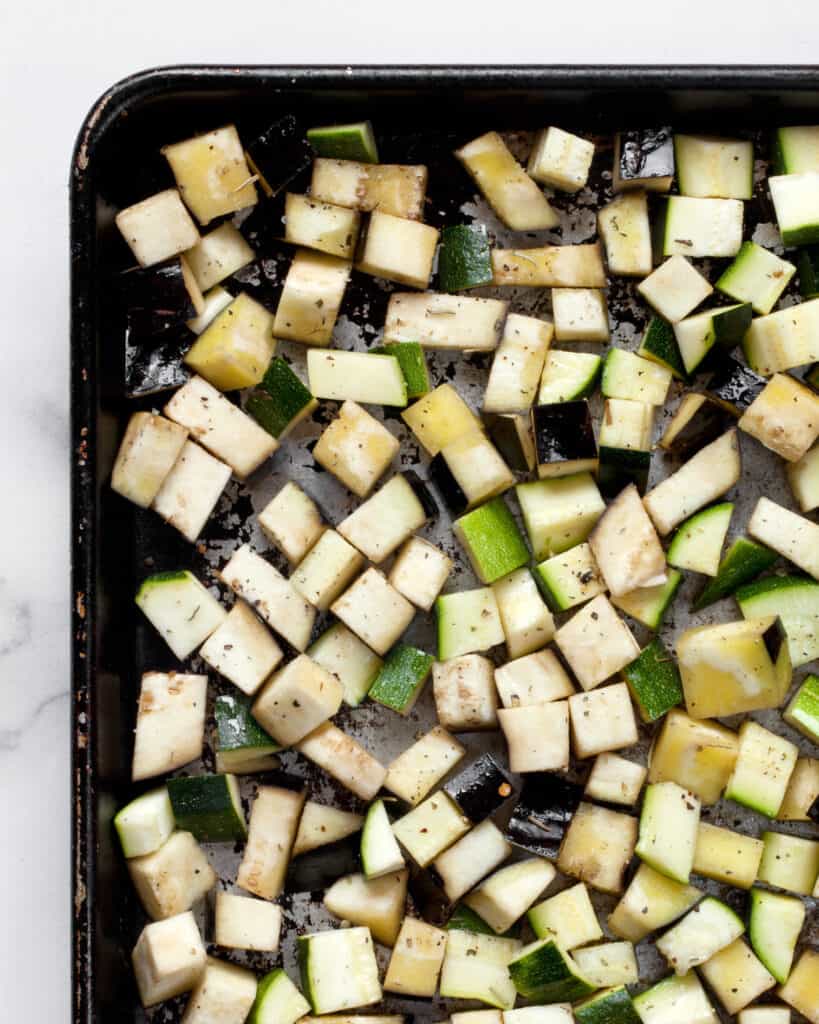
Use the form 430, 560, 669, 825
109, 116, 818, 1024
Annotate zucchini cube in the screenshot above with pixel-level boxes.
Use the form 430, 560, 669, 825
152, 441, 231, 543
770, 171, 819, 246
748, 496, 819, 581
330, 568, 415, 656
312, 159, 427, 219
572, 944, 638, 988
742, 297, 819, 375
433, 429, 515, 512
433, 819, 512, 903
273, 249, 351, 346
779, 949, 819, 1023
613, 128, 674, 193
313, 400, 400, 498
384, 918, 447, 997
166, 773, 246, 843
307, 120, 378, 162
116, 189, 200, 267
492, 243, 607, 288
758, 831, 819, 895
602, 349, 672, 406
635, 781, 700, 884
699, 939, 776, 1016
131, 911, 206, 1007
214, 692, 280, 774
724, 721, 798, 817
584, 753, 647, 806
499, 701, 569, 773
368, 643, 434, 715
258, 481, 324, 565
245, 356, 317, 439
538, 349, 602, 404
535, 542, 606, 612
738, 1010, 792, 1024
674, 134, 754, 200
114, 788, 175, 859
655, 896, 744, 975
784, 673, 819, 742
778, 755, 819, 820
433, 653, 499, 731
307, 348, 407, 407
608, 863, 702, 943
323, 870, 408, 948
162, 125, 258, 225
291, 530, 364, 610
516, 473, 605, 561
555, 596, 640, 691
296, 723, 386, 802
787, 442, 819, 512
552, 288, 609, 342
308, 622, 383, 708
509, 938, 595, 1002
454, 497, 529, 584
389, 536, 452, 611
439, 928, 522, 1009
385, 725, 465, 806
611, 569, 682, 631
358, 210, 439, 289
484, 312, 553, 413
648, 710, 739, 805
656, 195, 744, 258
292, 800, 363, 857
252, 654, 344, 746
568, 683, 639, 758
298, 926, 382, 1012
494, 649, 575, 708
693, 822, 763, 889
438, 223, 494, 292
401, 383, 482, 456
338, 473, 434, 563
111, 412, 188, 509
532, 401, 598, 479
493, 567, 556, 658
621, 637, 683, 722
393, 792, 471, 867
598, 190, 652, 277
528, 882, 603, 949
181, 957, 257, 1023
557, 802, 638, 895
184, 222, 254, 291
465, 858, 557, 935
132, 672, 208, 781
184, 292, 276, 391
739, 372, 819, 462
214, 891, 282, 952
528, 126, 595, 192
717, 240, 796, 315
284, 193, 361, 258
128, 831, 216, 920
435, 590, 505, 661
237, 784, 306, 900
372, 340, 430, 398
637, 255, 713, 323
632, 973, 717, 1024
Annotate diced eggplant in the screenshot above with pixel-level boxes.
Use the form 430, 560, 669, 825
485, 413, 537, 473
285, 834, 362, 893
407, 866, 453, 926
118, 257, 201, 327
613, 127, 675, 192
125, 325, 191, 397
659, 393, 736, 459
429, 452, 470, 516
403, 469, 440, 522
532, 401, 598, 479
443, 754, 515, 823
505, 774, 585, 858
245, 114, 314, 197
706, 355, 767, 413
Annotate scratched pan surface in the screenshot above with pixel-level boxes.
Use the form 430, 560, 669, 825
71, 67, 819, 1024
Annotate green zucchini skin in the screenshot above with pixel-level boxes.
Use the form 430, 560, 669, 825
622, 638, 683, 722
638, 317, 687, 379
167, 774, 247, 842
454, 496, 530, 583
598, 447, 651, 497
438, 224, 494, 292
575, 985, 643, 1024
798, 245, 819, 297
367, 644, 434, 713
690, 537, 778, 611
215, 692, 280, 772
373, 342, 430, 398
246, 357, 316, 438
306, 120, 378, 162
509, 939, 596, 1002
712, 302, 753, 347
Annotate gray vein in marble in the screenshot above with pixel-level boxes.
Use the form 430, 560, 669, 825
0, 689, 69, 752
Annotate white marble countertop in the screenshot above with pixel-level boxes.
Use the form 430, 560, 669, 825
1, 2, 815, 1018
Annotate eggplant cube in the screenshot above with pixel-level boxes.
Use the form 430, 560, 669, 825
313, 400, 400, 498
296, 723, 386, 802
499, 702, 570, 773
613, 128, 675, 192
128, 831, 216, 921
552, 289, 610, 343
532, 401, 598, 479
330, 568, 415, 656
291, 530, 364, 610
437, 429, 516, 510
528, 126, 595, 192
557, 802, 638, 894
648, 710, 739, 805
384, 918, 448, 997
184, 292, 276, 392
483, 312, 554, 414
237, 784, 306, 900
214, 892, 282, 952
493, 568, 556, 659
111, 412, 188, 509
338, 474, 433, 563
505, 775, 584, 859
528, 882, 603, 949
199, 600, 283, 696
358, 210, 439, 289
132, 672, 207, 782
131, 912, 206, 1007
494, 649, 575, 708
308, 622, 383, 708
184, 222, 255, 291
392, 792, 471, 867
443, 753, 515, 823
273, 249, 351, 346
569, 683, 639, 758
433, 654, 499, 731
181, 958, 257, 1023
638, 255, 713, 322
258, 481, 325, 565
115, 189, 200, 267
401, 382, 482, 456
739, 372, 819, 462
385, 726, 466, 806
584, 753, 647, 806
162, 125, 258, 225
588, 484, 667, 597
389, 536, 453, 611
252, 654, 344, 747
284, 193, 361, 259
385, 292, 508, 352
433, 819, 512, 903
152, 440, 231, 543
555, 595, 640, 691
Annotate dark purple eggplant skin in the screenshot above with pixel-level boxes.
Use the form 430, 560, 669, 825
761, 616, 788, 665
125, 323, 191, 398
484, 413, 531, 473
706, 355, 767, 413
809, 794, 819, 825
118, 258, 197, 330
664, 396, 734, 460
443, 753, 515, 823
285, 834, 360, 893
429, 452, 469, 516
408, 866, 452, 926
245, 114, 314, 198
505, 773, 585, 858
532, 401, 597, 466
617, 127, 674, 182
403, 470, 439, 521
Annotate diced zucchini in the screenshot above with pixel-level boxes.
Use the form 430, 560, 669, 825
384, 726, 465, 806
290, 530, 364, 611
440, 929, 521, 1009
555, 596, 640, 691
538, 349, 602, 403
313, 400, 400, 498
167, 773, 246, 842
388, 536, 452, 611
295, 723, 386, 802
465, 858, 556, 935
360, 799, 405, 879
737, 1008, 792, 1024
509, 939, 595, 1002
575, 987, 642, 1024
434, 820, 512, 903
245, 358, 317, 439
308, 121, 377, 161
237, 784, 306, 900
528, 882, 602, 949
433, 652, 499, 729
667, 502, 733, 576
516, 472, 606, 560
637, 317, 687, 378
658, 394, 733, 458
214, 692, 280, 774
674, 134, 753, 199
692, 821, 763, 888
284, 193, 360, 258
136, 570, 227, 663
358, 210, 438, 289
749, 496, 819, 580
252, 654, 343, 746
643, 429, 741, 536
184, 221, 254, 292
673, 307, 750, 376
115, 787, 175, 859
372, 341, 430, 398
456, 131, 559, 230
778, 949, 819, 1024
401, 383, 481, 456
393, 793, 470, 867
131, 911, 207, 1007
597, 398, 654, 497
258, 481, 324, 565
499, 701, 569, 773
151, 440, 231, 543
584, 753, 647, 806
702, 935, 777, 1013
608, 862, 702, 942
775, 125, 819, 173
248, 968, 311, 1024
494, 648, 575, 708
307, 623, 382, 708
655, 896, 744, 975
535, 542, 605, 612
298, 927, 382, 1013
111, 412, 189, 509
215, 893, 282, 953
784, 673, 819, 742
438, 223, 493, 291
384, 917, 447, 997
758, 830, 819, 895
749, 888, 806, 984
588, 484, 667, 597
557, 801, 638, 895
292, 801, 364, 857
331, 568, 415, 656
572, 946, 638, 989
528, 126, 595, 191
613, 128, 674, 193
787, 442, 819, 512
484, 313, 553, 413
492, 244, 607, 287
552, 288, 609, 342
128, 831, 216, 920
385, 292, 508, 352
632, 972, 718, 1024
275, 248, 350, 345
770, 171, 819, 245
493, 568, 555, 659
199, 601, 283, 696
716, 241, 796, 314
724, 720, 798, 817
163, 125, 257, 225
743, 297, 819, 375
454, 497, 530, 584
368, 644, 434, 715
598, 190, 652, 276
622, 638, 683, 722
648, 709, 739, 804
655, 195, 744, 258
691, 535, 777, 611
132, 671, 208, 781
610, 569, 682, 631
307, 349, 406, 407
637, 256, 713, 323
184, 291, 275, 391
636, 781, 700, 883
116, 189, 201, 267
779, 755, 819, 820
602, 348, 672, 405
432, 429, 515, 513
436, 590, 505, 662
